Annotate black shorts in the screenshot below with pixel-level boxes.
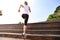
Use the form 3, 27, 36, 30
22, 14, 29, 25
22, 14, 29, 19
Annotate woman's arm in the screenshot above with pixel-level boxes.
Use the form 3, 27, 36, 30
29, 7, 31, 12
18, 4, 24, 12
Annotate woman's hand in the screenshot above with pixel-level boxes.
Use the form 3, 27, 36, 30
18, 10, 20, 12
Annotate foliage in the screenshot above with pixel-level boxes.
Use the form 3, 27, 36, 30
0, 10, 2, 16
19, 22, 24, 25
47, 6, 60, 21
47, 14, 60, 21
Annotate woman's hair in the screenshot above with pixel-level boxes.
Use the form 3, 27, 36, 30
24, 1, 28, 5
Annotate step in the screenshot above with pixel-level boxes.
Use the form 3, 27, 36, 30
0, 32, 60, 37
0, 37, 30, 40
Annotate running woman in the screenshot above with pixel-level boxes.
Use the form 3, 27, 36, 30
18, 1, 31, 35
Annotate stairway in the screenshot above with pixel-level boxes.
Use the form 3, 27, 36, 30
27, 21, 60, 35
0, 21, 60, 40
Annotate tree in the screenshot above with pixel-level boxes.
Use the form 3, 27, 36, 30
47, 6, 60, 21
0, 10, 2, 16
18, 22, 24, 25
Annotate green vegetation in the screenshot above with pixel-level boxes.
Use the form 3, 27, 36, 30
0, 10, 2, 16
47, 6, 60, 21
19, 22, 24, 25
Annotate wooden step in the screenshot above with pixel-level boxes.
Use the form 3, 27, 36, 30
0, 37, 31, 40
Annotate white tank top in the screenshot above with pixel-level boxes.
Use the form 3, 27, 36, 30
23, 5, 29, 15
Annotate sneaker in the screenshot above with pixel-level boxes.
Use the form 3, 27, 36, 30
22, 33, 26, 39
23, 32, 25, 35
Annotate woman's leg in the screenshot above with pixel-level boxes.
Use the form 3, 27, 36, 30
24, 14, 29, 34
25, 14, 29, 25
22, 14, 29, 35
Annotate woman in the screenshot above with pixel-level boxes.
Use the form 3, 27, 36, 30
18, 1, 31, 35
